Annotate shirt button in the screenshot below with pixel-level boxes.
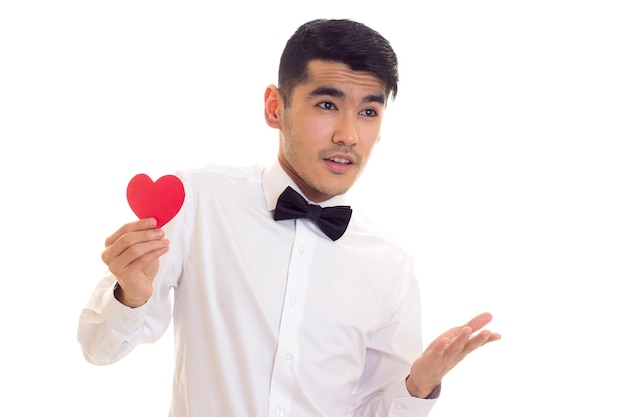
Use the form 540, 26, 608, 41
283, 354, 293, 363
298, 245, 307, 254
123, 317, 132, 324
275, 409, 285, 417
290, 298, 299, 307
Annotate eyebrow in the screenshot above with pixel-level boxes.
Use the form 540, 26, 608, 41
309, 86, 386, 105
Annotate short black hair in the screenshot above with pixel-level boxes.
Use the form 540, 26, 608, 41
278, 19, 399, 107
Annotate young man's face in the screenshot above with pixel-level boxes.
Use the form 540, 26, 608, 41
265, 59, 387, 203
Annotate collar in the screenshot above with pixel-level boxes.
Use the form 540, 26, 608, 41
262, 161, 351, 211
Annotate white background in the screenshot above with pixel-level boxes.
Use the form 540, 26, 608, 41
1, 1, 625, 416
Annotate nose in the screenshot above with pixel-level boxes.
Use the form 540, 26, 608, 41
332, 115, 358, 147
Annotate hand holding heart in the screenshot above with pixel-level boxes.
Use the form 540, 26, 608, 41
102, 218, 167, 307
100, 174, 185, 307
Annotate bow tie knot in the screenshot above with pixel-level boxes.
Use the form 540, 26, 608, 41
274, 186, 352, 241
306, 204, 322, 221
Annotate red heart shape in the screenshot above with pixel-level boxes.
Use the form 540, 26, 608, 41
126, 173, 185, 228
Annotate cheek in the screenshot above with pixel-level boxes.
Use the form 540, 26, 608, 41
358, 145, 376, 169
286, 107, 325, 139
303, 116, 333, 142
285, 119, 330, 161
359, 123, 382, 149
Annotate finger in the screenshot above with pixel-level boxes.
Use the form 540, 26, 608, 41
102, 227, 165, 264
443, 326, 473, 357
104, 218, 158, 247
114, 249, 167, 286
488, 332, 502, 342
431, 337, 452, 358
107, 238, 169, 274
483, 332, 502, 344
465, 312, 494, 332
440, 312, 495, 340
465, 329, 493, 350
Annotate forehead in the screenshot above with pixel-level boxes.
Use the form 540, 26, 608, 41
299, 59, 387, 102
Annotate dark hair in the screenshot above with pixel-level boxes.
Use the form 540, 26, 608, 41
278, 19, 399, 107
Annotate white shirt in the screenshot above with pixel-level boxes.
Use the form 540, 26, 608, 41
77, 161, 438, 417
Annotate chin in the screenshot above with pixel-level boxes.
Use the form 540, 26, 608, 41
326, 183, 352, 197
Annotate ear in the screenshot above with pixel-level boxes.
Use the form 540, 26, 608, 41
264, 85, 281, 129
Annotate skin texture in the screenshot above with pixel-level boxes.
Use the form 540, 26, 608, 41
265, 60, 385, 203
102, 217, 166, 308
406, 312, 500, 398
102, 59, 500, 400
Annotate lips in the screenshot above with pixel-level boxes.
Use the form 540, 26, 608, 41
327, 156, 352, 164
324, 156, 354, 173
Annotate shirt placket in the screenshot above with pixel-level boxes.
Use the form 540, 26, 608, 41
267, 220, 317, 417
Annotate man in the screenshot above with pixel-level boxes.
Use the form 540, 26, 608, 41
78, 18, 500, 417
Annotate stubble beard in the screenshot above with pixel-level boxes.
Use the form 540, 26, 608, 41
281, 110, 367, 199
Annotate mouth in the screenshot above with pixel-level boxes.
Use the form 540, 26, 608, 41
326, 156, 352, 165
324, 155, 355, 173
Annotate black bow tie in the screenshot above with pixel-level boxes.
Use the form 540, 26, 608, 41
274, 186, 352, 241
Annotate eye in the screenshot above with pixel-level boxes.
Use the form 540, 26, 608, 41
317, 101, 336, 110
360, 108, 378, 118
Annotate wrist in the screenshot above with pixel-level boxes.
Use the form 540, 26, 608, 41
113, 282, 147, 308
405, 375, 441, 399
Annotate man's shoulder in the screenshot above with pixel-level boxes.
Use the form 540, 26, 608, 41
178, 163, 265, 186
349, 210, 413, 254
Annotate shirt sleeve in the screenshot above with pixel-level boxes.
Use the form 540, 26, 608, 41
349, 260, 439, 417
76, 173, 189, 365
383, 378, 439, 416
76, 273, 155, 365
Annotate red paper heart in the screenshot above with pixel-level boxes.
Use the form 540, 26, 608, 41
126, 173, 185, 228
